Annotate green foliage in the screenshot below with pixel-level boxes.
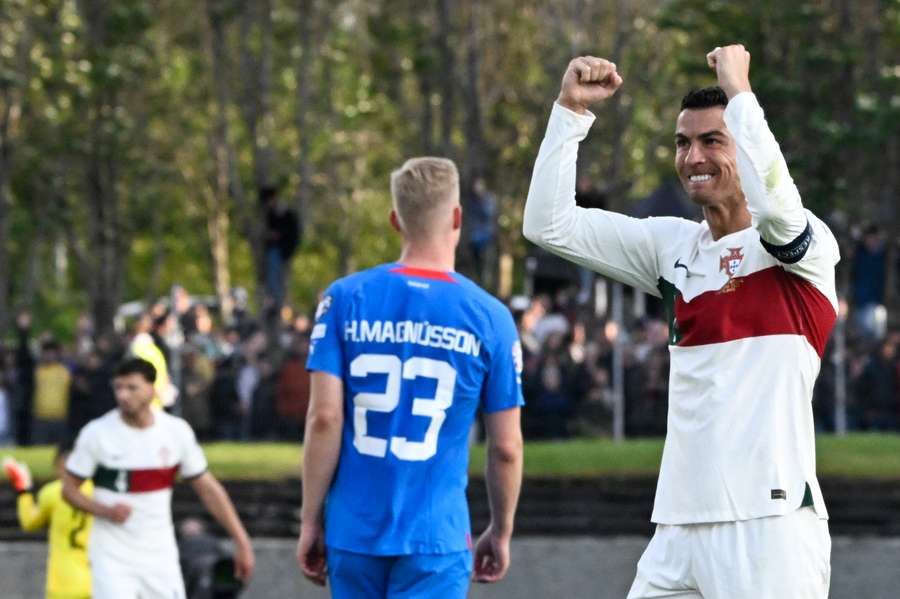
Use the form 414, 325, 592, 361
0, 0, 895, 335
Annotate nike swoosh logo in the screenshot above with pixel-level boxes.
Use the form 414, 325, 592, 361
674, 258, 689, 273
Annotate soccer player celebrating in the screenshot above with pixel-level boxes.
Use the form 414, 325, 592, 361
4, 445, 93, 599
296, 157, 524, 598
61, 358, 255, 599
524, 46, 837, 598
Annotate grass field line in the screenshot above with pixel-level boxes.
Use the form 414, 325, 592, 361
4, 434, 900, 481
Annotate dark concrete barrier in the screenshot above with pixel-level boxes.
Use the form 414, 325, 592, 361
3, 477, 900, 541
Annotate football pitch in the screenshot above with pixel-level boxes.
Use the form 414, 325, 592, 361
7, 433, 900, 481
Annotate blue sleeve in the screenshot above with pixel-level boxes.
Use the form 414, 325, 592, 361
480, 307, 525, 414
306, 284, 344, 378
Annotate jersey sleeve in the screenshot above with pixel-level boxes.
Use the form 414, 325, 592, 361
725, 92, 840, 308
16, 485, 52, 532
480, 307, 526, 414
523, 103, 675, 297
178, 420, 208, 479
66, 424, 98, 479
306, 284, 345, 377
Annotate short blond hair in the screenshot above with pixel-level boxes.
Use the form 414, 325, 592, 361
390, 157, 459, 238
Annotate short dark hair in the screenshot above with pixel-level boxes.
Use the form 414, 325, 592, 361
680, 86, 728, 110
114, 357, 157, 383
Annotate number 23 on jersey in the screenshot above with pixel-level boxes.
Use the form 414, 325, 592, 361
350, 353, 456, 462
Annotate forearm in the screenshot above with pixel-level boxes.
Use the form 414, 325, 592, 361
724, 92, 807, 245
523, 103, 595, 248
484, 437, 523, 536
16, 493, 46, 531
62, 478, 111, 519
195, 476, 251, 548
300, 414, 343, 525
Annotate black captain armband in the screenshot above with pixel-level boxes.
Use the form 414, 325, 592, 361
759, 220, 812, 264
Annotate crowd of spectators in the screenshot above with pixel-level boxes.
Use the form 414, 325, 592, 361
0, 294, 312, 448
0, 219, 897, 448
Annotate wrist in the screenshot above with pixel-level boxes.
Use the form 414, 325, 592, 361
490, 519, 514, 539
721, 81, 752, 100
300, 511, 322, 528
555, 94, 587, 115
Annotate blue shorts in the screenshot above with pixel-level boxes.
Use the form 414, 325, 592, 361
327, 547, 473, 599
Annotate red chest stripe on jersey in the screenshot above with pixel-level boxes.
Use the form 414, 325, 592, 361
389, 266, 457, 282
128, 466, 180, 492
675, 266, 836, 357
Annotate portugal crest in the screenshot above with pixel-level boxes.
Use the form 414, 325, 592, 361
718, 247, 744, 293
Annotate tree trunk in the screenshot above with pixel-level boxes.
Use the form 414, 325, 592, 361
436, 0, 456, 157
295, 0, 315, 236
603, 0, 631, 205
238, 0, 274, 313
205, 0, 238, 323
461, 0, 487, 187
0, 111, 11, 337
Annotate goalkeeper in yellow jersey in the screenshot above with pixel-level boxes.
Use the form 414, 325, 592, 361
4, 443, 93, 599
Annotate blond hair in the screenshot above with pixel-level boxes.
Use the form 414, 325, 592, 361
390, 157, 459, 238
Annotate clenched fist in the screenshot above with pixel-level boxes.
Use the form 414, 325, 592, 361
557, 56, 623, 114
706, 44, 752, 99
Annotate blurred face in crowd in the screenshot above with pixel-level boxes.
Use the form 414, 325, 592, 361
113, 372, 155, 422
675, 107, 742, 208
195, 307, 213, 335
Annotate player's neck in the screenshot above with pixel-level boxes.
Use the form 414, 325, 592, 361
397, 242, 456, 272
119, 407, 155, 429
703, 200, 752, 240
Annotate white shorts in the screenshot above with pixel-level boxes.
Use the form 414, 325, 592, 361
627, 507, 831, 599
91, 553, 186, 599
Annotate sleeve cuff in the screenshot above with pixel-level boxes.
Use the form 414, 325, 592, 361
182, 467, 208, 481
551, 101, 597, 128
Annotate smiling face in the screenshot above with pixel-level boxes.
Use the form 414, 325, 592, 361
675, 107, 743, 207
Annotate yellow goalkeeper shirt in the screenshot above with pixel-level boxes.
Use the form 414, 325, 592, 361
17, 479, 93, 599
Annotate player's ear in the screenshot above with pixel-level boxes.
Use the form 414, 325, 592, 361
389, 210, 403, 233
452, 205, 462, 231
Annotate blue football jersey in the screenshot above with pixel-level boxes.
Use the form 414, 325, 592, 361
307, 263, 524, 556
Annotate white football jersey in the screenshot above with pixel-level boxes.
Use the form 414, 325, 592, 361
67, 409, 208, 561
524, 93, 839, 524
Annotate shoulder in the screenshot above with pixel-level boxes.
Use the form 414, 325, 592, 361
38, 480, 63, 502
454, 275, 517, 334
320, 264, 393, 304
157, 411, 197, 438
77, 411, 114, 440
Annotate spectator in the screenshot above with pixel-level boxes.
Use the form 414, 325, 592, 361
31, 339, 71, 445
67, 349, 117, 439
527, 332, 575, 439
275, 335, 310, 441
210, 354, 241, 440
129, 313, 177, 408
181, 345, 215, 440
14, 311, 35, 445
466, 177, 498, 288
855, 338, 899, 431
250, 358, 277, 439
851, 224, 888, 339
262, 186, 301, 312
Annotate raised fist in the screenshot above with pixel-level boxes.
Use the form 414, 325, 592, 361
557, 56, 623, 114
706, 45, 752, 99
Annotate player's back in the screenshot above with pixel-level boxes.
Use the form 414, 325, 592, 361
308, 263, 523, 556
